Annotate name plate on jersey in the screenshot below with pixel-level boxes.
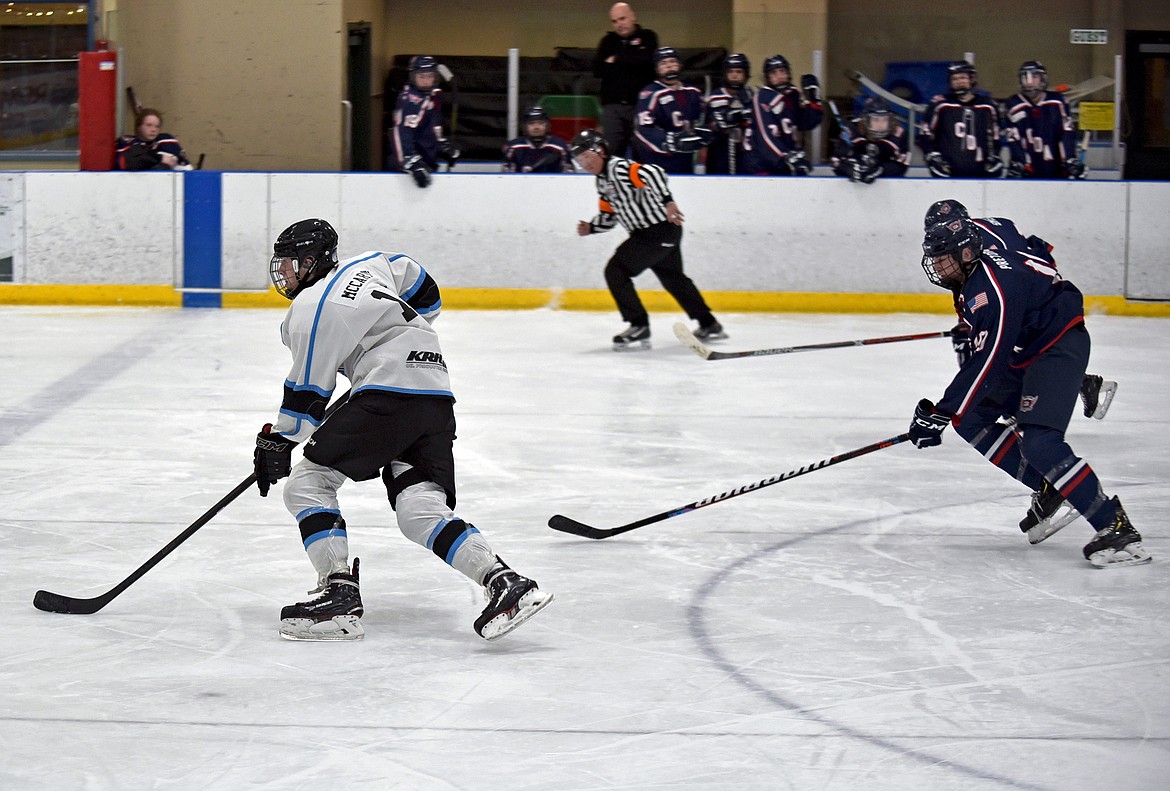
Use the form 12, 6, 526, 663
1070, 29, 1108, 45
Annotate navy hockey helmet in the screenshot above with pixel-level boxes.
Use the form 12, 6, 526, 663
862, 96, 892, 139
763, 54, 792, 86
653, 46, 681, 80
569, 128, 609, 159
922, 217, 983, 290
1018, 60, 1048, 97
923, 199, 970, 230
947, 60, 978, 91
409, 55, 438, 88
723, 53, 750, 86
523, 106, 551, 143
270, 218, 339, 299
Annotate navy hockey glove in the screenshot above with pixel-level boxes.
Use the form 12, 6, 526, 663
404, 155, 431, 188
255, 424, 296, 497
725, 106, 748, 128
925, 152, 951, 178
437, 139, 461, 169
949, 322, 972, 366
1064, 158, 1086, 179
850, 154, 881, 184
785, 149, 812, 176
664, 130, 707, 153
984, 155, 1005, 178
800, 74, 822, 104
909, 399, 950, 449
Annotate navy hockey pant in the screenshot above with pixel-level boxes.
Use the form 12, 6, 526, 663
953, 325, 1116, 528
604, 222, 716, 328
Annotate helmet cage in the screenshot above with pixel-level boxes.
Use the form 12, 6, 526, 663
921, 218, 982, 290
1019, 62, 1048, 97
270, 219, 339, 299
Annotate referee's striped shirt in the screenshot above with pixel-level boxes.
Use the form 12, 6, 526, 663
587, 156, 674, 234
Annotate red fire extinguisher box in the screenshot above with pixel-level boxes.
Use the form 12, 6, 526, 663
78, 50, 118, 171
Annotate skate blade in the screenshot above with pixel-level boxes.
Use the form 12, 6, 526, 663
1088, 543, 1153, 569
279, 615, 365, 641
1091, 381, 1117, 420
478, 590, 554, 641
613, 340, 651, 352
1027, 505, 1079, 544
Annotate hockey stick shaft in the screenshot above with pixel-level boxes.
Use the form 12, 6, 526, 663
673, 322, 951, 361
548, 433, 910, 539
32, 390, 352, 615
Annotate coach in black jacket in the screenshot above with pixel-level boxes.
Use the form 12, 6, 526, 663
593, 3, 657, 158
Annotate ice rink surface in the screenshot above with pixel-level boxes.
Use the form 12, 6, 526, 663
2, 306, 1168, 790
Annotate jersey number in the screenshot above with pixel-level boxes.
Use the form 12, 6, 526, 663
971, 330, 989, 353
372, 290, 419, 322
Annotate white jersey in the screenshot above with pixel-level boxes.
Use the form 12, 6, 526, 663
273, 250, 448, 442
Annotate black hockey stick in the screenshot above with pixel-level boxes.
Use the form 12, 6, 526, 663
548, 433, 911, 539
673, 322, 952, 361
32, 390, 352, 615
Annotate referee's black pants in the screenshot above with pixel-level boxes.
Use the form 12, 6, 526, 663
604, 221, 716, 327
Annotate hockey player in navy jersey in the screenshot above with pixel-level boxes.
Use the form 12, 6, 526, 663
254, 219, 552, 641
909, 214, 1149, 568
632, 47, 711, 174
702, 53, 754, 175
502, 106, 573, 173
743, 54, 823, 176
388, 56, 461, 188
1003, 61, 1085, 179
830, 97, 910, 183
918, 61, 1004, 179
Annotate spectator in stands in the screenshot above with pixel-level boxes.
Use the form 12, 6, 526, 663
1003, 61, 1086, 179
593, 3, 658, 158
502, 107, 573, 172
830, 97, 910, 183
388, 55, 460, 188
114, 109, 191, 171
632, 47, 709, 174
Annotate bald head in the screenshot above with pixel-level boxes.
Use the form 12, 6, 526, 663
609, 3, 637, 37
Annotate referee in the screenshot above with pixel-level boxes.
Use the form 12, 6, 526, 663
571, 129, 726, 350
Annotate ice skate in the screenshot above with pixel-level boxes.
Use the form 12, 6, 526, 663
1083, 498, 1152, 568
279, 558, 365, 641
693, 321, 728, 341
1079, 374, 1117, 420
474, 562, 553, 641
613, 324, 651, 351
1019, 480, 1078, 544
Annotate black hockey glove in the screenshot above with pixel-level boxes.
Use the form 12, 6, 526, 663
1064, 158, 1086, 179
437, 139, 461, 169
255, 424, 296, 497
984, 155, 1005, 178
664, 130, 707, 153
948, 322, 972, 367
800, 74, 822, 104
785, 149, 812, 176
925, 152, 951, 178
404, 154, 431, 188
1006, 160, 1027, 178
850, 154, 881, 184
908, 399, 950, 449
725, 106, 747, 128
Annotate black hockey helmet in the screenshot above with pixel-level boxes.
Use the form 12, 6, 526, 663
948, 60, 978, 91
523, 106, 551, 143
921, 217, 983, 290
763, 54, 792, 86
723, 53, 750, 86
653, 46, 681, 80
1018, 60, 1048, 97
923, 198, 969, 230
409, 55, 438, 89
570, 128, 609, 159
270, 218, 339, 299
862, 96, 892, 139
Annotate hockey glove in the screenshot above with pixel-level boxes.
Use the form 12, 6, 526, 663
925, 152, 951, 178
255, 424, 296, 497
850, 154, 881, 184
1006, 160, 1028, 178
664, 130, 706, 153
437, 139, 461, 169
404, 155, 432, 188
908, 399, 950, 449
785, 149, 812, 176
800, 74, 822, 104
948, 322, 972, 367
1064, 158, 1086, 179
725, 107, 748, 128
984, 155, 1005, 178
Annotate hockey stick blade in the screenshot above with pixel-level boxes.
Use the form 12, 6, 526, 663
674, 322, 951, 361
32, 390, 352, 615
548, 433, 911, 539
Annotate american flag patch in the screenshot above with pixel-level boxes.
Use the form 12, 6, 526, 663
969, 292, 989, 312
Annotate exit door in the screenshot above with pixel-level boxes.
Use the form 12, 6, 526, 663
347, 23, 373, 171
1124, 30, 1170, 180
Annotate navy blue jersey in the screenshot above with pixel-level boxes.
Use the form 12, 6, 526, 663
831, 122, 910, 178
918, 93, 1001, 178
390, 85, 444, 170
502, 136, 572, 173
936, 226, 1085, 420
703, 85, 753, 174
632, 80, 706, 174
1003, 91, 1076, 179
114, 132, 187, 171
744, 84, 822, 173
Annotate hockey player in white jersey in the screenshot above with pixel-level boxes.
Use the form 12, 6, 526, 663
254, 218, 552, 641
